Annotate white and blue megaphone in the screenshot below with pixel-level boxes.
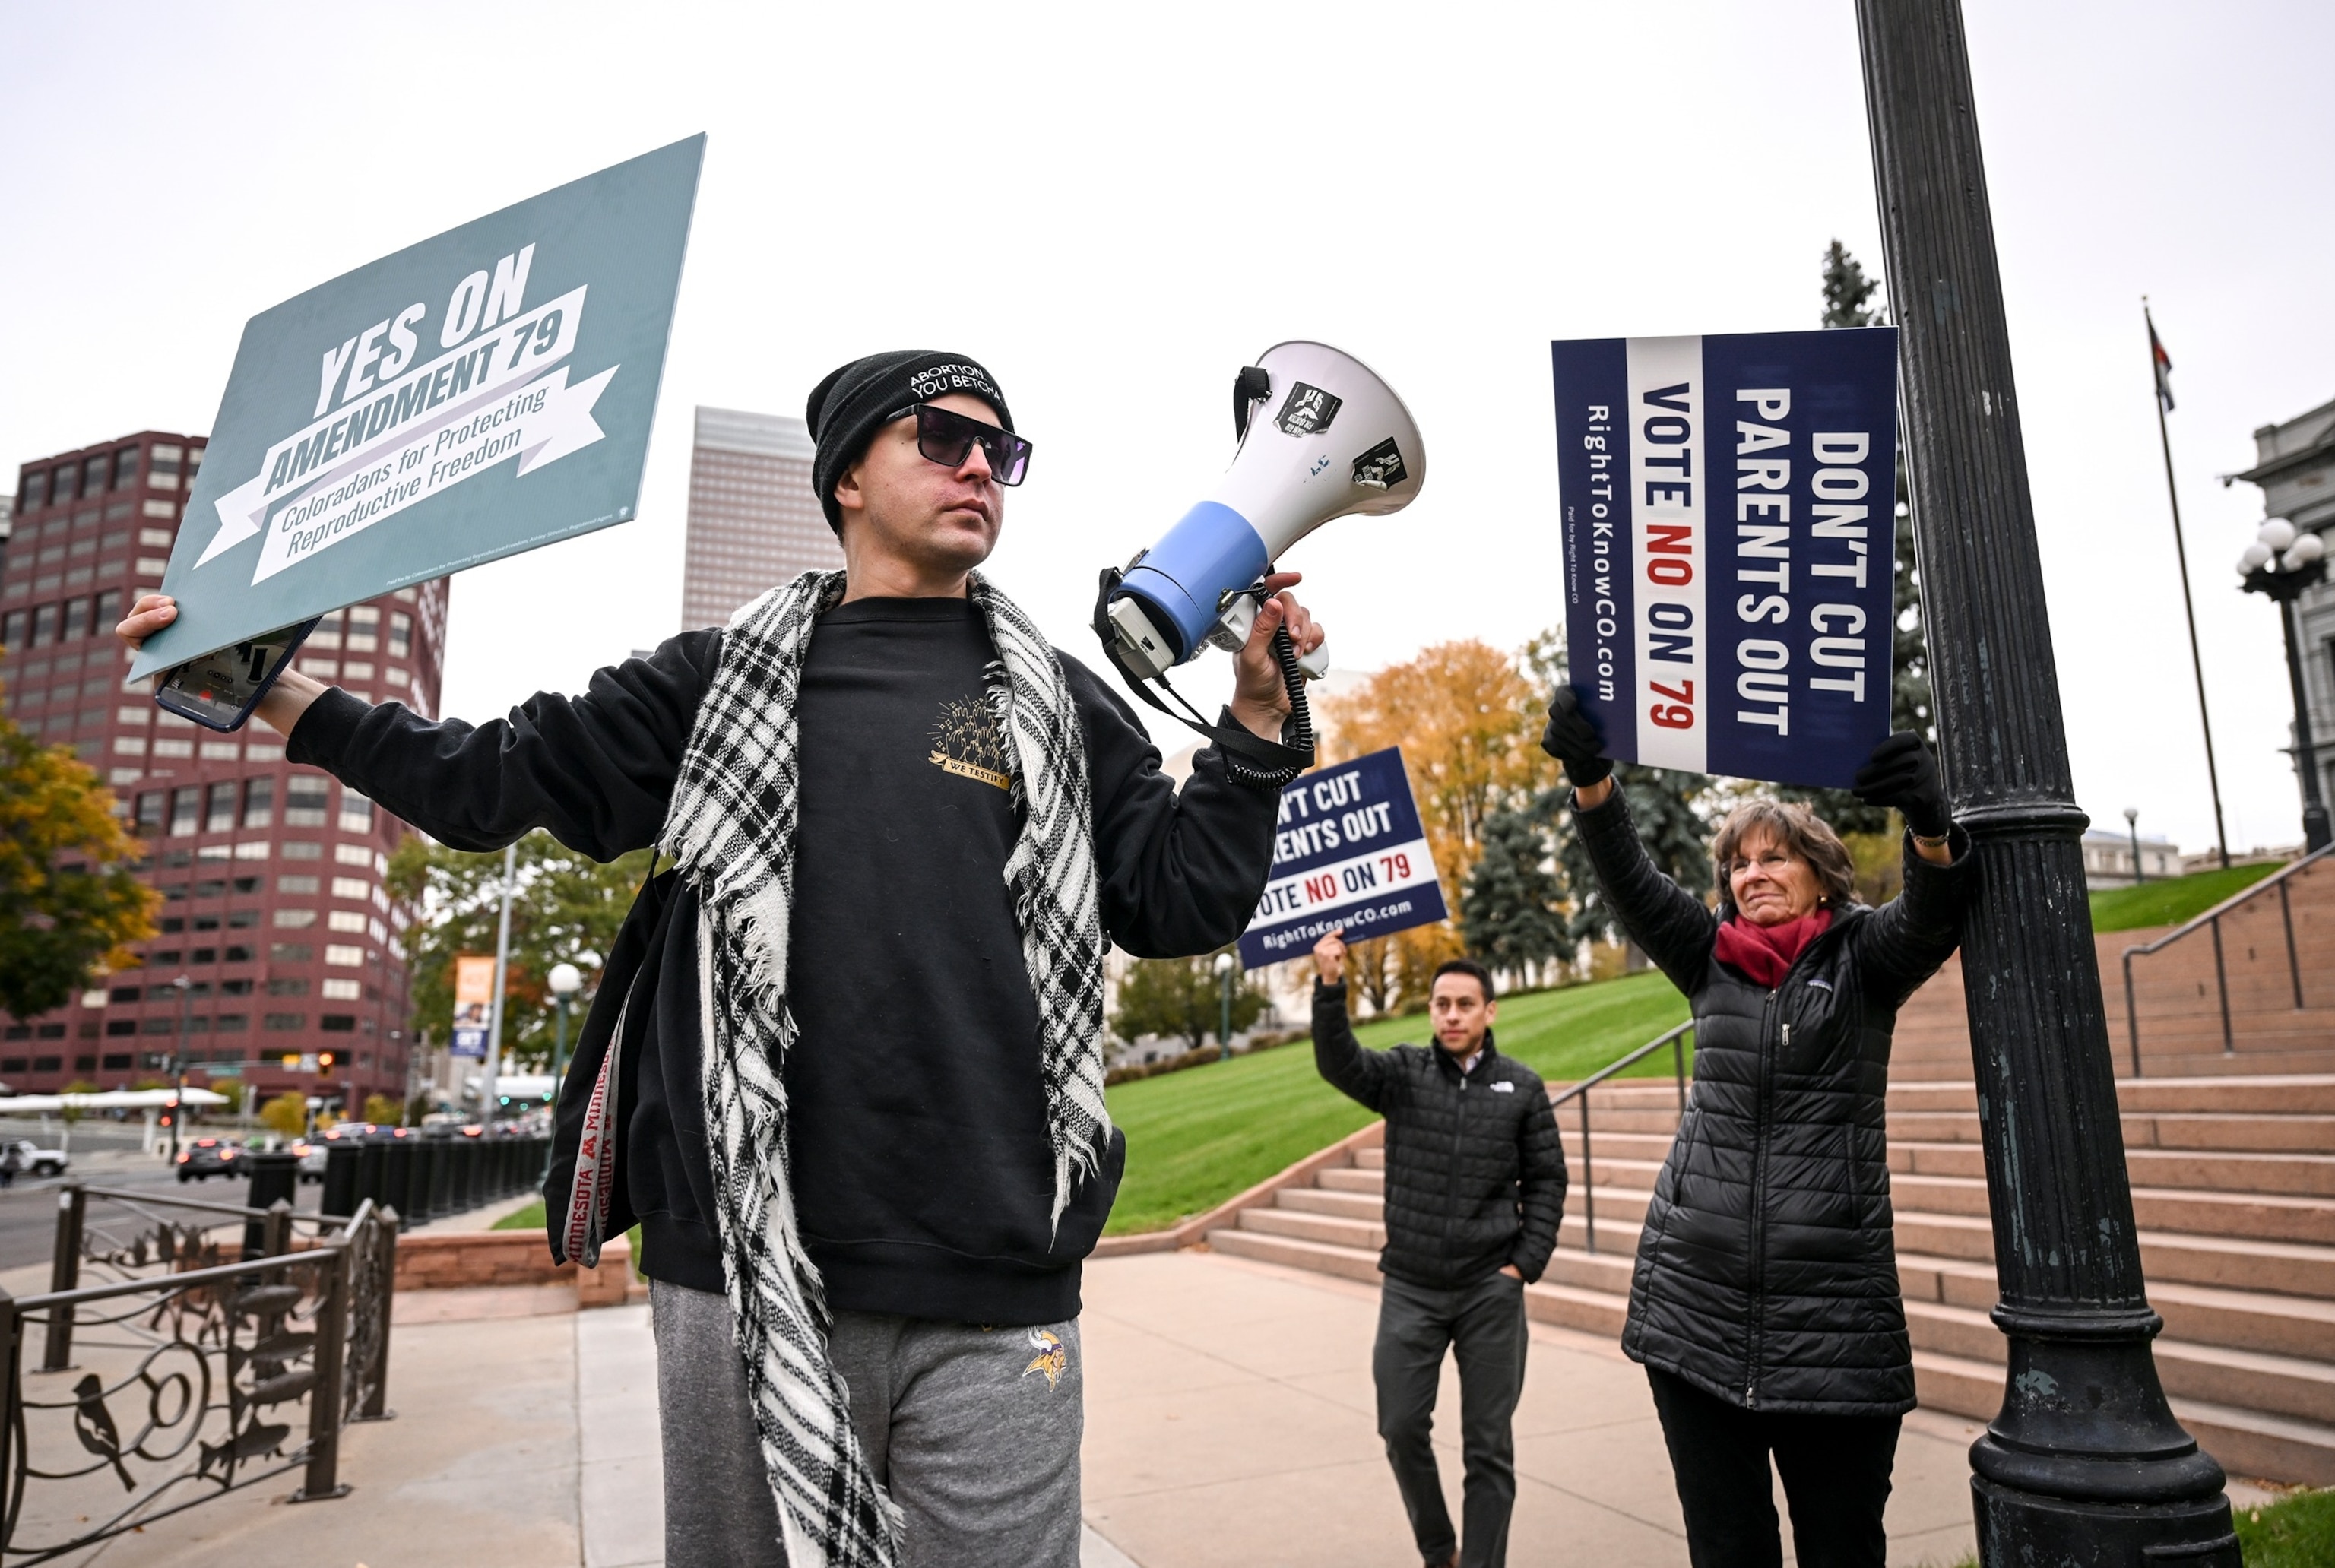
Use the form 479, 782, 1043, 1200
1101, 341, 1426, 689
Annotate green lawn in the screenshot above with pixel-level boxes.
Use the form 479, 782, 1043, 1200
2089, 863, 2280, 933
1104, 971, 1690, 1235
481, 971, 1691, 1243
2236, 1487, 2335, 1567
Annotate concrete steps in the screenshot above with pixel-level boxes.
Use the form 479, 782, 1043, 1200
1912, 1345, 2335, 1490
1209, 1071, 2335, 1484
1889, 853, 2335, 1081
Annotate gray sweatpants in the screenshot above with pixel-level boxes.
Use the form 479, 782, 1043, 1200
1374, 1271, 1530, 1568
650, 1278, 1084, 1568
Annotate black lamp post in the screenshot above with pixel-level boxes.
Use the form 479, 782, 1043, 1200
2237, 519, 2332, 853
1855, 5, 2237, 1562
1212, 952, 1234, 1063
2123, 807, 2146, 887
167, 974, 191, 1159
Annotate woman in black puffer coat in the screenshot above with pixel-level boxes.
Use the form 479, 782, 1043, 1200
1542, 689, 1971, 1568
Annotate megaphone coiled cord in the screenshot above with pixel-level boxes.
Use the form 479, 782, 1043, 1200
1220, 626, 1313, 791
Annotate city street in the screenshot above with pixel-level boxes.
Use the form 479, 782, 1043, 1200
0, 1139, 320, 1274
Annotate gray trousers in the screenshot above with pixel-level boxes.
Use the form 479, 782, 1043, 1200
1373, 1271, 1529, 1568
650, 1279, 1084, 1568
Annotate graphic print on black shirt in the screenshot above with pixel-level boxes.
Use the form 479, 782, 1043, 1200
928, 689, 1013, 793
784, 597, 1103, 1325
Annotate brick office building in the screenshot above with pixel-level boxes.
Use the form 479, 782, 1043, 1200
1, 429, 445, 1116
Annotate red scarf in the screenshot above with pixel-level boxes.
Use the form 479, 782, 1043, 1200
1712, 908, 1833, 987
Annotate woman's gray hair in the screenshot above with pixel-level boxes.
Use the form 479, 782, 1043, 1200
1711, 800, 1860, 920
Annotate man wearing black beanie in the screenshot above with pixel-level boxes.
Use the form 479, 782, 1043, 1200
120, 348, 1320, 1567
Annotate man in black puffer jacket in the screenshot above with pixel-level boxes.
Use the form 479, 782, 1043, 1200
1312, 934, 1566, 1568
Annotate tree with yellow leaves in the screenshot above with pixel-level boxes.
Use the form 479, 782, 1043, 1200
0, 696, 154, 1023
259, 1093, 309, 1139
1318, 640, 1545, 1012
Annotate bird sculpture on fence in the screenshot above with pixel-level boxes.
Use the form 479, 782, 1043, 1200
71, 1374, 134, 1491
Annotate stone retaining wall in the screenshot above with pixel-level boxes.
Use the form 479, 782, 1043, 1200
394, 1228, 633, 1306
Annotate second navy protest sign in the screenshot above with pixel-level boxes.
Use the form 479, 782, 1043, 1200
1239, 746, 1447, 969
130, 135, 705, 681
1550, 328, 1899, 788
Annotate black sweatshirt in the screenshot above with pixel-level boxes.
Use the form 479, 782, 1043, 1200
1311, 983, 1568, 1289
287, 599, 1278, 1324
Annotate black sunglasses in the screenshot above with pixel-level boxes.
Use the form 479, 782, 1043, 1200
888, 403, 1032, 486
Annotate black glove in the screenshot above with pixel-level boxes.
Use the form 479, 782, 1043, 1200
1540, 686, 1613, 788
1852, 731, 1951, 838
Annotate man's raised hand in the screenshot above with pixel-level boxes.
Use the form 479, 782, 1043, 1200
1313, 929, 1346, 985
1229, 571, 1323, 742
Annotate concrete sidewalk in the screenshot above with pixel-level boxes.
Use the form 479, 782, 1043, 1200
54, 1243, 2226, 1567
1079, 1249, 1985, 1568
66, 1300, 587, 1566
53, 1284, 1130, 1568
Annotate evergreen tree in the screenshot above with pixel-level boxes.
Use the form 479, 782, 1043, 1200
1460, 808, 1573, 983
1545, 768, 1715, 946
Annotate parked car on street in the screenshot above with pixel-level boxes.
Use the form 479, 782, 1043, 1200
176, 1138, 245, 1182
0, 1139, 68, 1180
292, 1140, 326, 1183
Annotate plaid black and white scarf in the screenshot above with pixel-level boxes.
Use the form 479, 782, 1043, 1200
660, 568, 1110, 1568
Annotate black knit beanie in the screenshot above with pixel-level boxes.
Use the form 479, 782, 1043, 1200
805, 350, 1013, 532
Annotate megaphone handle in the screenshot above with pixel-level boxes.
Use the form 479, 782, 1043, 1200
1233, 365, 1272, 441
1223, 624, 1316, 790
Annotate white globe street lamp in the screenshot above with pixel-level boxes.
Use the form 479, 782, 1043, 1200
2238, 518, 2332, 851
548, 963, 584, 1093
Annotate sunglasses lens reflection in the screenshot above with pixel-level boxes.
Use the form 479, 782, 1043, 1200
914, 407, 1031, 486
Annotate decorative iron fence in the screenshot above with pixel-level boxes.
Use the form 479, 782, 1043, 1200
0, 1184, 398, 1563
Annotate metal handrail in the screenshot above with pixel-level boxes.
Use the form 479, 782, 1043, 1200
2119, 841, 2333, 1075
1548, 1020, 1693, 1256
72, 1185, 289, 1220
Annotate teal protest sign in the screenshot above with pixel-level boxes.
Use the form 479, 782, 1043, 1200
129, 135, 705, 680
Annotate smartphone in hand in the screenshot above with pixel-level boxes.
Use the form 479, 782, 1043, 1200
152, 618, 320, 733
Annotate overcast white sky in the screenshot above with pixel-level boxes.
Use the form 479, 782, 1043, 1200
5, 2, 2330, 857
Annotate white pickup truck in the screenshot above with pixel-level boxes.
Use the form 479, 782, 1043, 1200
1, 1139, 68, 1180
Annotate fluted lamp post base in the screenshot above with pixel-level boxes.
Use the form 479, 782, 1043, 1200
1971, 1312, 2233, 1562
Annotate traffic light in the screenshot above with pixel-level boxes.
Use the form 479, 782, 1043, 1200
318, 1051, 335, 1072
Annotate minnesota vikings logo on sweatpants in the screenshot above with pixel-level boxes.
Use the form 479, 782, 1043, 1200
1022, 1328, 1067, 1389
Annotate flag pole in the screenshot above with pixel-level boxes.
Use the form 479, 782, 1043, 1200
2146, 300, 2232, 870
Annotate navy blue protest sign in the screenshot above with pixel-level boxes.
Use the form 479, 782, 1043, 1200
130, 135, 705, 680
1550, 328, 1899, 788
1239, 746, 1448, 969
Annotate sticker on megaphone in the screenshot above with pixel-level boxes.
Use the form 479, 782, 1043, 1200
1104, 341, 1425, 683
